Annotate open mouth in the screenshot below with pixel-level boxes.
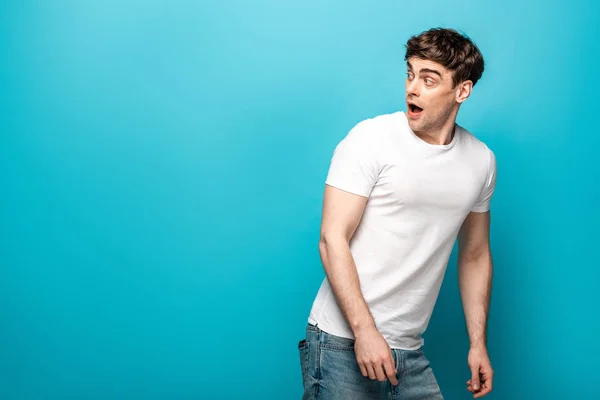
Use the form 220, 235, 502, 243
408, 103, 423, 114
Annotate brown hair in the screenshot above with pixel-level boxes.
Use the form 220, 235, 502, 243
405, 28, 485, 87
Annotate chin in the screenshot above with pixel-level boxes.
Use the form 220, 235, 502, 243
407, 120, 422, 132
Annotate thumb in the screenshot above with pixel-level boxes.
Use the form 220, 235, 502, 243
470, 364, 480, 391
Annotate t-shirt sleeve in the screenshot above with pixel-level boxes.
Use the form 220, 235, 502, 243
325, 122, 381, 198
471, 147, 497, 212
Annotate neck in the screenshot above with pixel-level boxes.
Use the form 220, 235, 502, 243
414, 123, 455, 145
413, 108, 458, 145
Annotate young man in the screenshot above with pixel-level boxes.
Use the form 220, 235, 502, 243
298, 28, 496, 399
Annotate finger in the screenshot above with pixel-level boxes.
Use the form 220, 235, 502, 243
466, 382, 476, 394
358, 362, 368, 378
480, 369, 492, 382
383, 357, 398, 385
480, 378, 493, 394
475, 367, 493, 396
473, 381, 492, 398
374, 362, 387, 381
366, 364, 377, 380
470, 365, 481, 392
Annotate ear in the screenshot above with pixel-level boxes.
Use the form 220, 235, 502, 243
455, 80, 473, 104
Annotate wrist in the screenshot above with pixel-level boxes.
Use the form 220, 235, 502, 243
469, 342, 487, 352
350, 320, 377, 338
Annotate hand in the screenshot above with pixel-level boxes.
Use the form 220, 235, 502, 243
466, 346, 493, 398
353, 326, 398, 385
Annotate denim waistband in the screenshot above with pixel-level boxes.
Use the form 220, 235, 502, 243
305, 323, 356, 348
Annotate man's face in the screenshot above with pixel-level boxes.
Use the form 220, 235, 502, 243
405, 57, 464, 134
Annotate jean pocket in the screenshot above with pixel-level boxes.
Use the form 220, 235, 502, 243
298, 339, 310, 387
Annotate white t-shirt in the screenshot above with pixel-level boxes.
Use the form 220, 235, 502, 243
308, 111, 497, 350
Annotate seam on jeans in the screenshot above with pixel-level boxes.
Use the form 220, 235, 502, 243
316, 331, 323, 399
391, 350, 399, 400
299, 341, 309, 389
320, 343, 354, 352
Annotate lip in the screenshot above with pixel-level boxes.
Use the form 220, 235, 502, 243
406, 101, 423, 119
407, 99, 422, 108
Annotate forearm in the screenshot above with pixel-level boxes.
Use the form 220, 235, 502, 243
458, 250, 493, 348
319, 236, 375, 335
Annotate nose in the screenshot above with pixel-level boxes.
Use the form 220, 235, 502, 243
406, 78, 420, 97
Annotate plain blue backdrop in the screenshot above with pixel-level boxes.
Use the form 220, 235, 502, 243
1, 1, 599, 399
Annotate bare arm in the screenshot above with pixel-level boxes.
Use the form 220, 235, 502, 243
458, 210, 493, 347
458, 210, 494, 397
318, 184, 397, 385
318, 184, 375, 333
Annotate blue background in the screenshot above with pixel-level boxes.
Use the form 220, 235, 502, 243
1, 1, 598, 399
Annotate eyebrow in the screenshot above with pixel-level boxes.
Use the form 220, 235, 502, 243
407, 62, 443, 78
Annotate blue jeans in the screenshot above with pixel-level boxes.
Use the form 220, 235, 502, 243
298, 324, 443, 400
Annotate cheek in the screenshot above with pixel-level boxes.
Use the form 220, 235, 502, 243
425, 95, 453, 114
421, 91, 441, 108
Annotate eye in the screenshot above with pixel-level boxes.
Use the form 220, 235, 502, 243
424, 78, 435, 86
406, 72, 414, 80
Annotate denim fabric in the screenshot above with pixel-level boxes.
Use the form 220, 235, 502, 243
298, 324, 443, 400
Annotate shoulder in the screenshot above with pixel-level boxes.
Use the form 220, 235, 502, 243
329, 113, 400, 167
457, 125, 496, 168
353, 111, 404, 132
341, 112, 403, 146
